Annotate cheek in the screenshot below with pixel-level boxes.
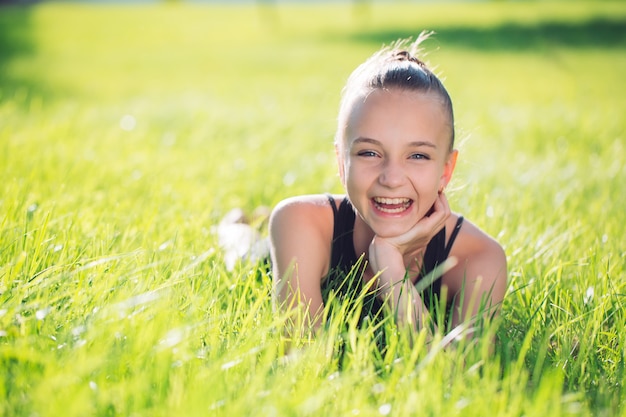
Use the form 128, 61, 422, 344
344, 170, 370, 207
412, 171, 441, 207
345, 162, 372, 189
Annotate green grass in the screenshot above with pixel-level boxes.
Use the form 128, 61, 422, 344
1, 1, 625, 416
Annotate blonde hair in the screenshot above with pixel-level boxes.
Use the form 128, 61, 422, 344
335, 32, 454, 151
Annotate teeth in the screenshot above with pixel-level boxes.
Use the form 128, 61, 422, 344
373, 197, 412, 213
377, 206, 407, 214
373, 197, 411, 205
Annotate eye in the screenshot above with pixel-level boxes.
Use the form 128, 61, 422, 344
409, 153, 430, 160
357, 150, 378, 158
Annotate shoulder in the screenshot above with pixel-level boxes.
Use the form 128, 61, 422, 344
269, 194, 340, 276
271, 194, 338, 214
269, 194, 338, 235
444, 214, 507, 291
446, 214, 504, 259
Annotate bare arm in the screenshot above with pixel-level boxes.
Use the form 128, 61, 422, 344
445, 228, 507, 331
367, 193, 508, 340
367, 247, 432, 332
269, 196, 333, 332
368, 193, 451, 333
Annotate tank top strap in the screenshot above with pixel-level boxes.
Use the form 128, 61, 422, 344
443, 216, 464, 258
326, 193, 338, 217
326, 194, 342, 251
329, 196, 358, 270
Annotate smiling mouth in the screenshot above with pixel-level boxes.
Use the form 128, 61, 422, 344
372, 197, 413, 214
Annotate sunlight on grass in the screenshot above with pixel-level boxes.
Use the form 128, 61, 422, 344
1, 1, 625, 416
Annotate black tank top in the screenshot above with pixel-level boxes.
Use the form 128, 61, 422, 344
321, 196, 463, 328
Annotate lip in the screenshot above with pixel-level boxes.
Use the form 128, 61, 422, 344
370, 196, 414, 216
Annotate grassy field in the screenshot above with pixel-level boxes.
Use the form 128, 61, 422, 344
1, 1, 625, 416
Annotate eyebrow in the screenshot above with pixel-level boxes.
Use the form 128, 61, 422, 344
351, 137, 438, 149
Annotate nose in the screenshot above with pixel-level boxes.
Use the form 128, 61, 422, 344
378, 160, 407, 188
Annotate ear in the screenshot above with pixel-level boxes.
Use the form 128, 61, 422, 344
440, 149, 458, 191
335, 143, 346, 187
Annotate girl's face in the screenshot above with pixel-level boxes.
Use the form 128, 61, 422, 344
337, 88, 457, 238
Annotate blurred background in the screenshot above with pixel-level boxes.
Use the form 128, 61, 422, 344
1, 1, 625, 415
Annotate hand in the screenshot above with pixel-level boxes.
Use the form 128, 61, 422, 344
368, 193, 451, 286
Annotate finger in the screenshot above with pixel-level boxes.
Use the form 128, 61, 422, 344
424, 211, 447, 238
425, 194, 449, 229
398, 204, 447, 245
382, 194, 450, 248
436, 192, 451, 219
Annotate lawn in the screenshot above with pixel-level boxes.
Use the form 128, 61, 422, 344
0, 1, 625, 416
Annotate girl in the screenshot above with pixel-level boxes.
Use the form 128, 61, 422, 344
269, 34, 507, 340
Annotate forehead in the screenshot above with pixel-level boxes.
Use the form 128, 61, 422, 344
343, 88, 452, 149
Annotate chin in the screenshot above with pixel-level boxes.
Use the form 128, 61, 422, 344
370, 222, 414, 239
